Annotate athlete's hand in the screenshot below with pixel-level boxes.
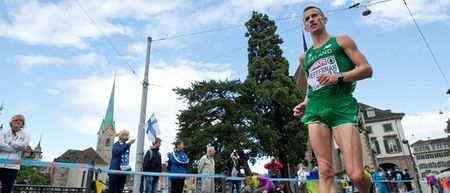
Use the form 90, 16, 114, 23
293, 102, 307, 118
317, 73, 338, 86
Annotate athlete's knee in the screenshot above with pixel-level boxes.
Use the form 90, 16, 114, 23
317, 161, 335, 179
347, 169, 366, 183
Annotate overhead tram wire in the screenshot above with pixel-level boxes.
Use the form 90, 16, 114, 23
402, 0, 450, 88
153, 2, 366, 84
74, 0, 143, 84
151, 3, 364, 43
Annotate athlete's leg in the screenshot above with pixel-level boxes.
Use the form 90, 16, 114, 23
308, 123, 336, 193
333, 124, 371, 193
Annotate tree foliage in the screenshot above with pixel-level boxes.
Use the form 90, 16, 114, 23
445, 118, 450, 134
243, 12, 308, 177
16, 166, 47, 185
174, 80, 253, 175
173, 12, 308, 177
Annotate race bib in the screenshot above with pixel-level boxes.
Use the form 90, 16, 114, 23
307, 55, 340, 91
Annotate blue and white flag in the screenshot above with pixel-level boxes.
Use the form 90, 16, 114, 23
145, 113, 160, 142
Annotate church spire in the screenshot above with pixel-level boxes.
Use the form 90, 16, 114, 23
34, 132, 42, 152
98, 76, 116, 134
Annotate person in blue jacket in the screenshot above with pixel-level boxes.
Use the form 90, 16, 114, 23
372, 166, 389, 193
168, 139, 189, 193
108, 130, 135, 193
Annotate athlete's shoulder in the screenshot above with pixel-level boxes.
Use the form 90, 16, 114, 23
299, 52, 306, 64
336, 35, 356, 48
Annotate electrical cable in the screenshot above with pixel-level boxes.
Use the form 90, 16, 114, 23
402, 0, 450, 88
74, 0, 143, 84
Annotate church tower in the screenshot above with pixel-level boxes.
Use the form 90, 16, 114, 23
33, 133, 43, 160
96, 77, 116, 164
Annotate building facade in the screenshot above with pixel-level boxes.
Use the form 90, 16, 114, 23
50, 147, 108, 187
359, 103, 415, 173
411, 137, 450, 178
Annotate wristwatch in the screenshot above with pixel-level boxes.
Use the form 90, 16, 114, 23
337, 72, 344, 84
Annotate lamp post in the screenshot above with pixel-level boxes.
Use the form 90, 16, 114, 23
402, 139, 422, 193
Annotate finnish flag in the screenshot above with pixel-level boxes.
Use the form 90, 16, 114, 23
145, 113, 160, 142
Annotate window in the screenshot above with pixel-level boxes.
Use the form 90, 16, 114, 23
383, 123, 393, 132
419, 163, 428, 169
370, 137, 380, 154
435, 153, 444, 158
416, 155, 425, 160
366, 126, 373, 134
444, 152, 449, 157
384, 138, 402, 153
428, 162, 437, 168
425, 154, 435, 159
366, 109, 375, 117
437, 162, 446, 167
447, 161, 450, 167
105, 138, 110, 146
413, 147, 419, 153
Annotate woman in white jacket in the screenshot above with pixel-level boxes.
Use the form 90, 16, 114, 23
0, 114, 30, 193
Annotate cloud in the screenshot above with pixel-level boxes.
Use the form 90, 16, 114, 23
14, 53, 107, 73
359, 0, 450, 29
0, 0, 183, 49
54, 59, 235, 162
15, 54, 67, 73
330, 0, 349, 7
402, 111, 449, 144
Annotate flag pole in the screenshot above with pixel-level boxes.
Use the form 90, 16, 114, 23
132, 36, 152, 192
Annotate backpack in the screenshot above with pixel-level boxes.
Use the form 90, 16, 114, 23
167, 153, 172, 171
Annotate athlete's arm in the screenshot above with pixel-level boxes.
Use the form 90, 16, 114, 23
293, 53, 309, 118
336, 35, 373, 82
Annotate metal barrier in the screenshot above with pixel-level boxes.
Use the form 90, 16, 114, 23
11, 184, 85, 193
0, 158, 428, 193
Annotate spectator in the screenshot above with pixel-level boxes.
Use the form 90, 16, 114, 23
243, 175, 275, 193
108, 130, 135, 193
143, 137, 162, 193
372, 166, 388, 193
275, 182, 288, 193
264, 156, 283, 186
168, 139, 189, 193
198, 146, 216, 193
296, 163, 309, 193
427, 172, 437, 193
227, 150, 244, 193
402, 169, 413, 192
0, 114, 30, 193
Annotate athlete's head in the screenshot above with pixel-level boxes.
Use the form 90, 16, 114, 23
302, 6, 327, 33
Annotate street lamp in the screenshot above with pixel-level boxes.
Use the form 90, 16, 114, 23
402, 139, 423, 193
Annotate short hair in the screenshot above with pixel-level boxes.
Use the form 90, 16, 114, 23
9, 114, 26, 128
116, 130, 129, 140
174, 139, 184, 148
303, 6, 325, 17
153, 137, 161, 145
206, 146, 215, 152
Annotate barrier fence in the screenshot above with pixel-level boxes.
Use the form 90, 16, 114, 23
1, 158, 432, 193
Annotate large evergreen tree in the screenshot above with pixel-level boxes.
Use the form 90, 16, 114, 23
243, 11, 308, 177
173, 12, 309, 177
174, 80, 253, 175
